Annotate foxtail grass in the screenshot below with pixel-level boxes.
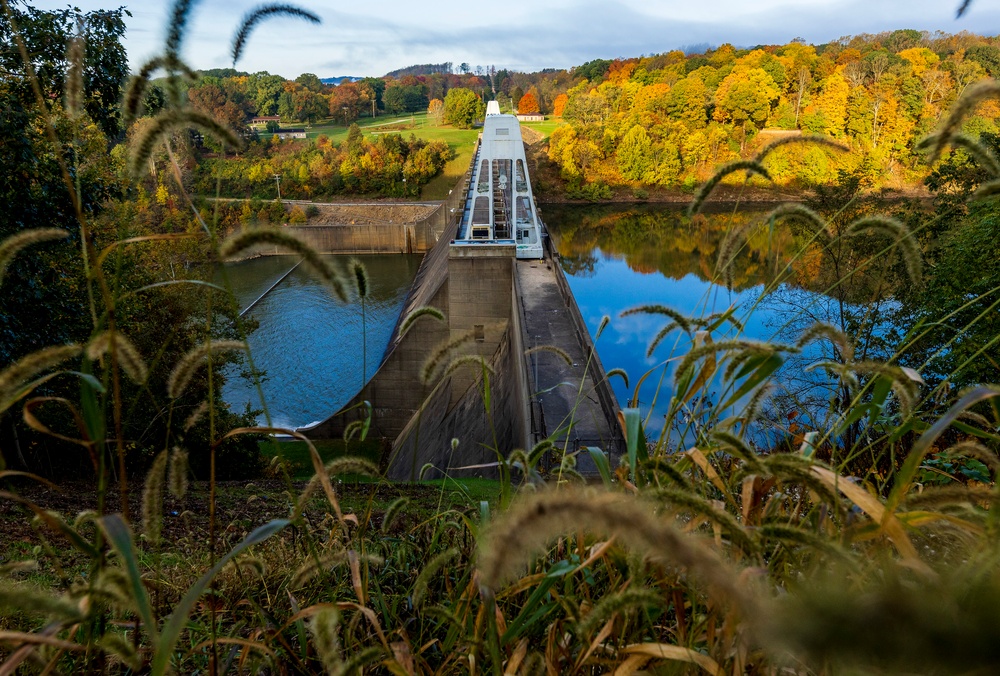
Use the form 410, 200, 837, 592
86, 330, 148, 384
219, 228, 349, 302
0, 229, 69, 285
166, 340, 246, 399
687, 160, 771, 216
399, 305, 445, 336
231, 4, 320, 66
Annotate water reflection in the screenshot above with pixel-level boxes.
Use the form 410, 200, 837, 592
543, 203, 836, 436
220, 254, 421, 429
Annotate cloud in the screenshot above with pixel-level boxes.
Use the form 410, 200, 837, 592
32, 0, 1000, 77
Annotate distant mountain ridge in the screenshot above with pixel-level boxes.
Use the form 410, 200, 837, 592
321, 76, 362, 85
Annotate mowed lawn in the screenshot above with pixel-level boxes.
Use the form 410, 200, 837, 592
276, 111, 563, 200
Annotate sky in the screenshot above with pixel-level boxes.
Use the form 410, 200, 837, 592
32, 0, 1000, 79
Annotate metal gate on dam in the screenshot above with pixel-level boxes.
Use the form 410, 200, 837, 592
297, 103, 624, 479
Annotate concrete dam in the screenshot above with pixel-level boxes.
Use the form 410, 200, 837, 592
283, 103, 624, 479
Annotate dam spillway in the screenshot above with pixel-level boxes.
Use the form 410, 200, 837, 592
299, 103, 624, 477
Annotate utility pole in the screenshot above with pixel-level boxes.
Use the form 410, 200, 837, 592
273, 174, 281, 200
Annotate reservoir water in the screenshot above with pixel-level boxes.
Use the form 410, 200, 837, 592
542, 203, 844, 436
220, 254, 421, 429
221, 205, 874, 438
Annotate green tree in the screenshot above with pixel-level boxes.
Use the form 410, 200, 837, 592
295, 72, 325, 92
0, 2, 129, 138
443, 88, 485, 128
616, 125, 653, 181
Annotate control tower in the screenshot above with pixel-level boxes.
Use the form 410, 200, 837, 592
455, 100, 544, 259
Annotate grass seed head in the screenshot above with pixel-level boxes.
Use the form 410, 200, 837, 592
0, 228, 69, 287
688, 159, 772, 216
231, 4, 320, 66
168, 447, 189, 499
142, 450, 169, 545
166, 340, 245, 399
86, 330, 148, 383
0, 344, 81, 410
399, 305, 445, 337
219, 228, 348, 301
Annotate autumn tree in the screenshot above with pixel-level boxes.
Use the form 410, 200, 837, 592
427, 98, 444, 124
713, 66, 780, 149
518, 91, 540, 114
552, 93, 568, 117
616, 125, 653, 181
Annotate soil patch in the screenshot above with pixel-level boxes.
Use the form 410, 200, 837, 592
306, 203, 438, 225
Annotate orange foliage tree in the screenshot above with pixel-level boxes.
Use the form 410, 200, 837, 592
552, 93, 568, 117
518, 92, 540, 115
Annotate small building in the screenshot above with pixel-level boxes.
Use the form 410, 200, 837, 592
274, 128, 307, 140
251, 115, 280, 126
516, 113, 544, 122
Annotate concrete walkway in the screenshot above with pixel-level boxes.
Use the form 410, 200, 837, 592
516, 259, 619, 474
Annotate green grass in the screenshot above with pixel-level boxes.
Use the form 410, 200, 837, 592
521, 118, 563, 141
258, 439, 500, 507
259, 438, 382, 479
256, 111, 557, 201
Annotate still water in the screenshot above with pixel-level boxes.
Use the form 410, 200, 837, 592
220, 205, 853, 435
220, 254, 421, 429
542, 203, 838, 435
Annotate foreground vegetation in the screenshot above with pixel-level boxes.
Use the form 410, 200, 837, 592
3, 1, 1000, 674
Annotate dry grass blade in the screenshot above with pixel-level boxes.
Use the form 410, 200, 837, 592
688, 160, 771, 216
166, 340, 245, 398
809, 466, 927, 570
844, 216, 922, 284
398, 305, 445, 336
477, 488, 751, 611
86, 330, 148, 383
623, 643, 723, 675
0, 229, 69, 286
231, 4, 321, 65
0, 344, 81, 406
130, 108, 243, 177
754, 134, 849, 162
219, 228, 348, 301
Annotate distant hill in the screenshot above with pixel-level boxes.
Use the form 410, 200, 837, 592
384, 63, 453, 77
321, 76, 363, 85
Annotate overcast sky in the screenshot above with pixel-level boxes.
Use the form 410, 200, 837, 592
32, 0, 1000, 79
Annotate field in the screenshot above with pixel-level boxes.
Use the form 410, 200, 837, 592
270, 111, 562, 200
